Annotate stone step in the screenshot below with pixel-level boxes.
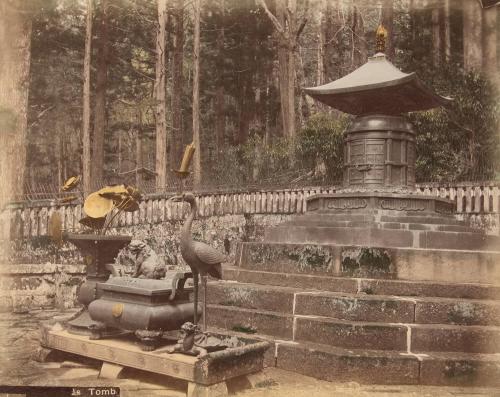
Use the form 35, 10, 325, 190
379, 214, 469, 225
207, 281, 296, 314
206, 305, 500, 353
295, 316, 500, 354
276, 340, 500, 387
236, 242, 500, 284
208, 326, 500, 387
222, 266, 500, 300
297, 212, 465, 225
206, 304, 293, 339
284, 219, 482, 233
295, 291, 500, 326
295, 316, 407, 351
209, 279, 500, 325
265, 225, 499, 251
410, 322, 500, 354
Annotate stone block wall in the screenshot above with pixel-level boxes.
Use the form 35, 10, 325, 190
0, 263, 86, 312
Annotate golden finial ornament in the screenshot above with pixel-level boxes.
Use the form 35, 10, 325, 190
376, 24, 388, 54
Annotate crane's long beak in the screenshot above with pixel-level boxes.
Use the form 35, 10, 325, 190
170, 195, 183, 202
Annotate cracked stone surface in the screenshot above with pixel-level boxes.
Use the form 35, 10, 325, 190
0, 309, 499, 396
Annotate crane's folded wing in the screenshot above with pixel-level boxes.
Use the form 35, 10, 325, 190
192, 241, 227, 265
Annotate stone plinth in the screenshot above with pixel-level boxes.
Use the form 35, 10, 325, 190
40, 326, 269, 393
307, 192, 454, 214
262, 190, 500, 251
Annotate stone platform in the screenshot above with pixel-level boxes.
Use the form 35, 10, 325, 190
40, 326, 269, 396
265, 196, 500, 250
205, 238, 500, 387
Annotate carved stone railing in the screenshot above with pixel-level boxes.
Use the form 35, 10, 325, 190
1, 182, 499, 240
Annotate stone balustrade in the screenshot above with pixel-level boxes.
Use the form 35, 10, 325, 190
1, 182, 499, 240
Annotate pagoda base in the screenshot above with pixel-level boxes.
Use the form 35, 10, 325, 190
264, 192, 499, 251
306, 191, 454, 214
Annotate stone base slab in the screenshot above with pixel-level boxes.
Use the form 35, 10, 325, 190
40, 327, 269, 386
223, 266, 500, 300
236, 242, 500, 284
306, 192, 455, 214
276, 341, 500, 387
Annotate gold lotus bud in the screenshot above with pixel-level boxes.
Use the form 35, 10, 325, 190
175, 143, 195, 178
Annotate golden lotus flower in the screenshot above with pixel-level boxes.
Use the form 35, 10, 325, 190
83, 191, 114, 218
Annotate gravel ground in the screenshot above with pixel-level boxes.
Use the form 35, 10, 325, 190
0, 309, 499, 397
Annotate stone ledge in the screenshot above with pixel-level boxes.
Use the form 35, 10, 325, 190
0, 263, 86, 275
0, 263, 86, 313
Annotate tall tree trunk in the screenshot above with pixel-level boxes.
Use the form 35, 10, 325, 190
155, 0, 168, 191
118, 131, 122, 174
237, 77, 253, 144
296, 46, 310, 126
482, 5, 497, 78
285, 0, 296, 140
324, 0, 341, 81
263, 0, 297, 140
463, 0, 482, 72
443, 0, 451, 61
381, 0, 394, 60
56, 122, 64, 188
215, 0, 225, 157
192, 0, 201, 188
82, 0, 93, 196
171, 0, 184, 173
316, 0, 325, 86
0, 1, 32, 205
353, 2, 367, 68
93, 0, 108, 184
136, 109, 143, 188
431, 5, 441, 67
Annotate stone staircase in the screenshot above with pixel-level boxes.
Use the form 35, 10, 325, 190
205, 241, 500, 387
265, 211, 500, 251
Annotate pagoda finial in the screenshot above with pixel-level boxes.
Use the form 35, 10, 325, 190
376, 24, 388, 54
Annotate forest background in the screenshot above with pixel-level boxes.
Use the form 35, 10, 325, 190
0, 0, 499, 203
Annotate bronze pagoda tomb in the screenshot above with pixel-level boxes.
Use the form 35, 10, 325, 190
263, 52, 498, 251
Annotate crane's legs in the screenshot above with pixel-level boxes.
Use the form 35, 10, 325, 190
193, 271, 199, 325
202, 274, 207, 332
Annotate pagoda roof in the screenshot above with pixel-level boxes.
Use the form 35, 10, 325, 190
303, 53, 452, 115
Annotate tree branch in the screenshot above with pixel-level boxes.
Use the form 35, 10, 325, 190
296, 18, 307, 40
256, 0, 284, 34
29, 105, 55, 128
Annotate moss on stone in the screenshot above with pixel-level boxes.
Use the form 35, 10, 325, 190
447, 302, 482, 325
341, 247, 392, 277
232, 325, 257, 334
443, 360, 478, 382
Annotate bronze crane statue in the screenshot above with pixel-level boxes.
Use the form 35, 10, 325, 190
171, 192, 226, 331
